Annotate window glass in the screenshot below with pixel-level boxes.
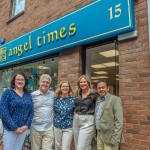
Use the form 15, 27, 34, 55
86, 43, 119, 95
12, 0, 25, 16
0, 57, 59, 97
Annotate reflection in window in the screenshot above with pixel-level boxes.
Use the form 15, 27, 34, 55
0, 57, 59, 96
86, 43, 119, 95
12, 0, 26, 17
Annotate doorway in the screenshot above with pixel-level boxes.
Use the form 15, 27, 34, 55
86, 42, 119, 95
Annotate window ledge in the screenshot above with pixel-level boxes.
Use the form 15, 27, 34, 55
6, 11, 25, 24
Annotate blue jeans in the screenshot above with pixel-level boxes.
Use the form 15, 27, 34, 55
3, 128, 27, 150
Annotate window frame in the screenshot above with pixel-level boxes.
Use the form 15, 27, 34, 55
84, 40, 119, 95
12, 0, 26, 17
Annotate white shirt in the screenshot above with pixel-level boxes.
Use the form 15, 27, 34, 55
31, 89, 55, 131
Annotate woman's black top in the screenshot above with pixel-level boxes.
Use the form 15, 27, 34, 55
74, 92, 97, 115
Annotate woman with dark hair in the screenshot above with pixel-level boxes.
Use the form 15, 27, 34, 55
73, 75, 97, 150
10, 72, 29, 91
54, 81, 75, 150
0, 72, 34, 150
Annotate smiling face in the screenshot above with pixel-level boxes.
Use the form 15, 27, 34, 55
79, 77, 89, 91
60, 82, 69, 96
97, 82, 109, 98
14, 74, 26, 90
39, 78, 50, 94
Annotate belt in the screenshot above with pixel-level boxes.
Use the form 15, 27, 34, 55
75, 112, 94, 115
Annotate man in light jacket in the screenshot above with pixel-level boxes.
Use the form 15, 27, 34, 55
95, 80, 123, 150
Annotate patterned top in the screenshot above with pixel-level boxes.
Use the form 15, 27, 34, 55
74, 92, 97, 115
54, 97, 75, 129
31, 89, 55, 131
0, 88, 34, 132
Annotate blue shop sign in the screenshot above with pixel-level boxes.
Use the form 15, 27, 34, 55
0, 0, 135, 68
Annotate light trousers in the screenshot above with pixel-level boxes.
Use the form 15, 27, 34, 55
73, 114, 94, 150
3, 128, 27, 150
30, 127, 53, 150
54, 127, 73, 150
97, 131, 119, 150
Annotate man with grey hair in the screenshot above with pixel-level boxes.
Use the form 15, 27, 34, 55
30, 74, 55, 150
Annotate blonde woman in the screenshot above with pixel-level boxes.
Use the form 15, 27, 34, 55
54, 81, 75, 150
73, 75, 97, 150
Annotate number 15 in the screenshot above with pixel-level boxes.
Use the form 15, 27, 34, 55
108, 3, 122, 20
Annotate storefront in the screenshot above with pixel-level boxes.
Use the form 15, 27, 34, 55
0, 0, 135, 96
1, 0, 150, 149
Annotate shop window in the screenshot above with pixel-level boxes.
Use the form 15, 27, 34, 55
86, 43, 119, 95
12, 0, 26, 17
0, 57, 59, 97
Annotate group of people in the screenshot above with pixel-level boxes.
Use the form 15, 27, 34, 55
0, 72, 124, 150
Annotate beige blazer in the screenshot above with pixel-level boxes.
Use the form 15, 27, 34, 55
95, 93, 124, 145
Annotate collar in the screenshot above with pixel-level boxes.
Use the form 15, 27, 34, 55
36, 89, 51, 95
98, 93, 110, 101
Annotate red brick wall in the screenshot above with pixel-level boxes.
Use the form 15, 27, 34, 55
0, 0, 91, 42
58, 47, 82, 89
119, 0, 150, 149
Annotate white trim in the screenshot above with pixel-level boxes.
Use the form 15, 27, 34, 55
12, 0, 26, 17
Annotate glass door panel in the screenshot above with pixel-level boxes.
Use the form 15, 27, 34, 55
86, 42, 119, 95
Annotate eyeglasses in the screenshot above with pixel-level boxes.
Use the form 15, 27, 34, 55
15, 79, 25, 82
41, 81, 50, 84
61, 86, 69, 88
